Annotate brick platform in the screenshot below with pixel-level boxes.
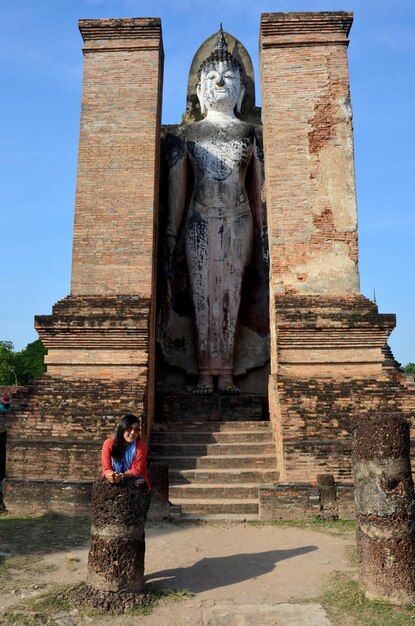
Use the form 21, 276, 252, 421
267, 295, 411, 482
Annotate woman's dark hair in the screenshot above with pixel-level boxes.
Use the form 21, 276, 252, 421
111, 414, 141, 461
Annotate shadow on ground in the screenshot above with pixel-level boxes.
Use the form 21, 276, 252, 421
0, 513, 91, 558
146, 545, 318, 593
0, 514, 231, 561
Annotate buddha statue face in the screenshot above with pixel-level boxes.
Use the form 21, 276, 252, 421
197, 60, 245, 116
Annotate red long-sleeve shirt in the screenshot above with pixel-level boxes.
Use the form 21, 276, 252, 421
101, 437, 150, 490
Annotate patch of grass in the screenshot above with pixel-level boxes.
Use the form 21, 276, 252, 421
128, 585, 192, 616
321, 572, 415, 626
5, 583, 192, 622
165, 588, 193, 602
30, 585, 74, 613
345, 543, 357, 567
249, 516, 356, 535
0, 512, 90, 555
165, 515, 356, 534
4, 612, 40, 626
4, 584, 76, 625
0, 555, 56, 593
160, 516, 356, 536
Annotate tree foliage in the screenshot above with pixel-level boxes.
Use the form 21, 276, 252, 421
0, 340, 47, 385
402, 363, 415, 374
0, 341, 17, 385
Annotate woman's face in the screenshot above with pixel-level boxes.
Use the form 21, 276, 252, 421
123, 422, 140, 445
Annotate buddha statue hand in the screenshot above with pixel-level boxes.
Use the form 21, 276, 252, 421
163, 234, 177, 278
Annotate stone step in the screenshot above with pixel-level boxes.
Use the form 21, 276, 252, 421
178, 513, 259, 521
162, 395, 267, 422
151, 454, 277, 469
169, 468, 280, 484
150, 442, 275, 457
151, 430, 273, 444
152, 420, 271, 432
150, 411, 276, 518
173, 498, 259, 515
163, 414, 265, 423
170, 483, 259, 499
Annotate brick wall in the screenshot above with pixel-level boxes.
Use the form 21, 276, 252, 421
273, 294, 395, 380
3, 374, 148, 510
259, 480, 355, 521
2, 479, 93, 515
69, 18, 164, 429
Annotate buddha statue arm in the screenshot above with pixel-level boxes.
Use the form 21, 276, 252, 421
247, 129, 268, 271
164, 134, 188, 277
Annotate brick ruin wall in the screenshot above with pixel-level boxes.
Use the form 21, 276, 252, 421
2, 373, 148, 511
2, 13, 415, 515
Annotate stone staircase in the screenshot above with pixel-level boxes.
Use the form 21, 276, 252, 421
150, 406, 279, 519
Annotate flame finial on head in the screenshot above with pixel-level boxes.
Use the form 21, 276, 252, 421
198, 23, 242, 78
217, 23, 228, 53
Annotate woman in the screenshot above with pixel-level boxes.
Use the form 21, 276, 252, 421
102, 414, 150, 489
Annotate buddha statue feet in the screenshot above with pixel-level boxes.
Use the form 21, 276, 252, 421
193, 375, 214, 395
218, 378, 240, 395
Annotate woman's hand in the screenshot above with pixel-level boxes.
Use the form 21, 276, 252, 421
104, 471, 123, 484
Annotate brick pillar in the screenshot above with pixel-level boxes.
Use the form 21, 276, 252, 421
260, 12, 359, 300
36, 18, 164, 417
71, 18, 163, 297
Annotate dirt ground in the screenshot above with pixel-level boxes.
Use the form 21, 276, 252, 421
0, 514, 357, 626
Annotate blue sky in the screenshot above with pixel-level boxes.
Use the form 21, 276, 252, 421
1, 0, 414, 365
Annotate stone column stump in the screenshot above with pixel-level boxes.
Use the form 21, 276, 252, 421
147, 462, 170, 521
353, 413, 415, 605
317, 474, 338, 522
84, 477, 150, 612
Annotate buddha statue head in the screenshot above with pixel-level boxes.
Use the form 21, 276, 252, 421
196, 26, 245, 117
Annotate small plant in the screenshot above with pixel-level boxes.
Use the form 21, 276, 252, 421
65, 554, 81, 563
166, 588, 193, 602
